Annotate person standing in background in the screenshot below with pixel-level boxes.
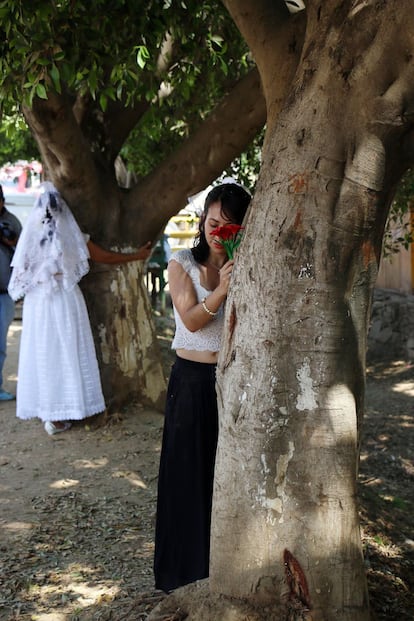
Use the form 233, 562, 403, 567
0, 185, 22, 401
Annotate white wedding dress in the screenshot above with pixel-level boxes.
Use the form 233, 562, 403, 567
9, 182, 105, 422
16, 279, 105, 421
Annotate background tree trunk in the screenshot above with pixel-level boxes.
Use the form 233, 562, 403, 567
81, 262, 166, 411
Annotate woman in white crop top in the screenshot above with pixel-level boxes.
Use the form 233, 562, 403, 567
154, 180, 251, 593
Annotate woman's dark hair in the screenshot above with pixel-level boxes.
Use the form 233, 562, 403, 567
192, 182, 251, 263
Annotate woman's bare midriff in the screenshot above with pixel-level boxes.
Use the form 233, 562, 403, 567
176, 348, 219, 364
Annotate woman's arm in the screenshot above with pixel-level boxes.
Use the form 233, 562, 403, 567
169, 259, 233, 332
87, 240, 152, 264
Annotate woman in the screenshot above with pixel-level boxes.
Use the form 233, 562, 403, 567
8, 182, 152, 435
154, 180, 251, 593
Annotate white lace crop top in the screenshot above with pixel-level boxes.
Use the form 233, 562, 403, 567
170, 249, 224, 352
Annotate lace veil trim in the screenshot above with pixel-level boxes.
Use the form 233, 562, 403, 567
8, 182, 90, 300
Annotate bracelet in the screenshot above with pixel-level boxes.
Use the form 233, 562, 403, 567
201, 297, 217, 317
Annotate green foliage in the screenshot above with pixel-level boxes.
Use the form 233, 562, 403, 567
0, 113, 39, 165
0, 0, 162, 108
383, 169, 414, 258
220, 129, 264, 193
373, 534, 388, 547
379, 494, 408, 510
0, 0, 257, 182
0, 0, 250, 110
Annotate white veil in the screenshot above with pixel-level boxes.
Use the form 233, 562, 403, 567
8, 182, 90, 300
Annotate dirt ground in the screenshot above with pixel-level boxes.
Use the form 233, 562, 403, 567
0, 312, 413, 621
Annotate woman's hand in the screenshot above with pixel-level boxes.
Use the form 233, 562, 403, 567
217, 260, 234, 296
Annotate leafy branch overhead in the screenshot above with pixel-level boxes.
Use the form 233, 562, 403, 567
0, 1, 252, 155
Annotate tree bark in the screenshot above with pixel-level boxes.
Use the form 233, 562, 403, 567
81, 262, 166, 411
210, 1, 414, 619
149, 0, 414, 618
211, 121, 372, 621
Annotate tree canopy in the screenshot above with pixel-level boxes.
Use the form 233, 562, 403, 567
0, 1, 247, 107
0, 0, 259, 191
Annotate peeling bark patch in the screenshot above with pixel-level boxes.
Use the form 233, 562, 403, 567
296, 358, 317, 411
98, 324, 110, 365
229, 302, 237, 339
256, 454, 282, 519
222, 303, 237, 370
256, 442, 294, 521
283, 549, 312, 617
361, 239, 375, 269
275, 442, 295, 490
293, 208, 303, 229
345, 133, 385, 191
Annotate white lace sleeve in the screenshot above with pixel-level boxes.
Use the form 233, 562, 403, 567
169, 248, 194, 272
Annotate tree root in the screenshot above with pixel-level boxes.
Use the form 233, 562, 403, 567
146, 579, 290, 621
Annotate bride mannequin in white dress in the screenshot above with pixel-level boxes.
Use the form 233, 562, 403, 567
8, 182, 151, 435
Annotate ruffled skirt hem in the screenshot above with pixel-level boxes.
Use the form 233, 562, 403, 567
16, 401, 105, 422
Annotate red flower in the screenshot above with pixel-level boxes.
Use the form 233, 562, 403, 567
211, 224, 242, 240
210, 224, 244, 259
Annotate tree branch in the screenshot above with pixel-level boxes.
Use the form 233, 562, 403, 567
22, 92, 105, 230
101, 32, 179, 159
222, 0, 305, 127
123, 67, 266, 240
101, 99, 152, 160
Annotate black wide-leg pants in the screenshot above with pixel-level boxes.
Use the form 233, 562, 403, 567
154, 356, 218, 593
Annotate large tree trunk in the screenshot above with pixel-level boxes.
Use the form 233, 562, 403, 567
211, 134, 373, 621
211, 2, 414, 619
149, 1, 414, 619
